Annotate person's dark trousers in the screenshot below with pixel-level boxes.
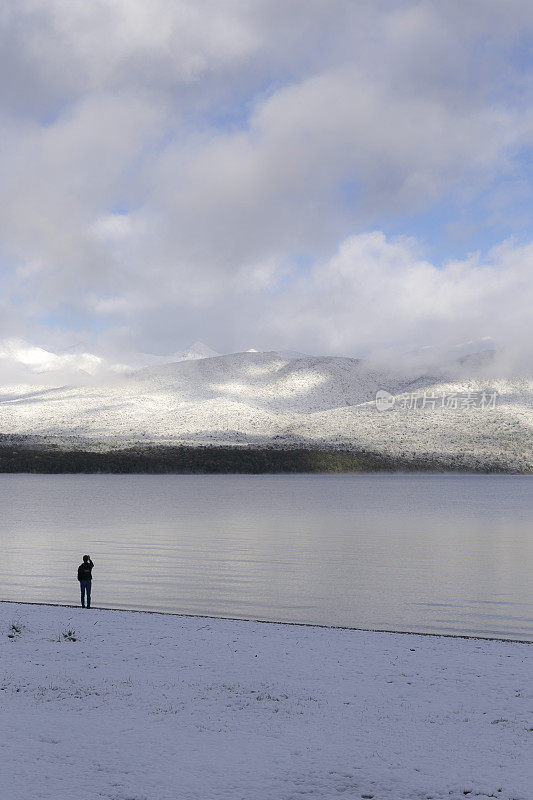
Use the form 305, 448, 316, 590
80, 580, 92, 608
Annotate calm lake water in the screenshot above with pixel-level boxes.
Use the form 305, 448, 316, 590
1, 474, 531, 640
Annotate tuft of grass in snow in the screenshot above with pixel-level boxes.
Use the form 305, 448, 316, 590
58, 630, 78, 642
7, 621, 22, 639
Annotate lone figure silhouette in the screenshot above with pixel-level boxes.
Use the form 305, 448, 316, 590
77, 555, 94, 608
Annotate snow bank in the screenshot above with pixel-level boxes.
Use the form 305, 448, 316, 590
1, 601, 531, 800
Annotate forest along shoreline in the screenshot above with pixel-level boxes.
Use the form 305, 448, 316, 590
0, 440, 528, 473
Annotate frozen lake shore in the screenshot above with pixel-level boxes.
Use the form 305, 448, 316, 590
1, 602, 531, 800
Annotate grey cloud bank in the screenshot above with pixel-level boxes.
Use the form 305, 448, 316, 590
1, 1, 532, 366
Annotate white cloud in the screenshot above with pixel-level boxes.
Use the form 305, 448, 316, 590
0, 1, 532, 364
265, 232, 533, 371
0, 337, 110, 381
90, 213, 133, 242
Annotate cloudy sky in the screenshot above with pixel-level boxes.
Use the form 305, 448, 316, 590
1, 0, 532, 367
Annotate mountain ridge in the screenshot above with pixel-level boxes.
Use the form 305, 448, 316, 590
0, 350, 531, 472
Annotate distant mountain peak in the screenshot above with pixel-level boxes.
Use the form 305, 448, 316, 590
184, 341, 219, 360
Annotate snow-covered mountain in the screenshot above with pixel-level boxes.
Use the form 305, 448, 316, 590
1, 349, 531, 470
129, 351, 429, 413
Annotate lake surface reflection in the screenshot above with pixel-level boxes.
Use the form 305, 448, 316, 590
1, 473, 531, 640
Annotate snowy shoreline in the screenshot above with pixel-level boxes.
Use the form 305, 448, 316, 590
2, 599, 532, 645
1, 601, 531, 800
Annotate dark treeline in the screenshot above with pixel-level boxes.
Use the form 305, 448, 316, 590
0, 444, 517, 474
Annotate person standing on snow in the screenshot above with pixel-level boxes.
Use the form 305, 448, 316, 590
77, 555, 94, 608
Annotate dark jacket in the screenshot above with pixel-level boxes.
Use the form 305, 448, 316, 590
77, 560, 94, 582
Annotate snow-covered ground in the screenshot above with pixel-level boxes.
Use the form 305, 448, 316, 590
1, 351, 532, 470
1, 601, 531, 800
